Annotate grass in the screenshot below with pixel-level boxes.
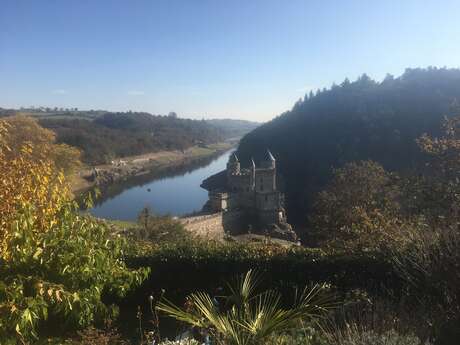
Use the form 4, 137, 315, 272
105, 219, 138, 229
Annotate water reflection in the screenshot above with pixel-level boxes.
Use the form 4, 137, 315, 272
89, 150, 233, 221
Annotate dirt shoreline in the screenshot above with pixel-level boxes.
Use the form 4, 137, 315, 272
71, 141, 235, 197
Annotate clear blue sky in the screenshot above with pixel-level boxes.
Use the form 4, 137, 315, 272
2, 0, 460, 121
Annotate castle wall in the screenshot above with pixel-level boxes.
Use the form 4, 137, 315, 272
255, 191, 281, 211
228, 172, 253, 192
237, 191, 255, 209
258, 209, 284, 225
180, 213, 225, 239
254, 168, 276, 192
180, 210, 247, 238
259, 160, 275, 169
227, 171, 255, 209
209, 191, 229, 211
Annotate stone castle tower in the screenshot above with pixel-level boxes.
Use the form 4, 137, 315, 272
202, 150, 291, 231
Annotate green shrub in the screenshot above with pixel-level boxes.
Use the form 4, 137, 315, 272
0, 202, 149, 343
157, 270, 336, 345
130, 207, 191, 244
158, 338, 201, 345
64, 327, 129, 345
128, 241, 397, 299
391, 227, 460, 343
268, 327, 330, 345
331, 330, 429, 345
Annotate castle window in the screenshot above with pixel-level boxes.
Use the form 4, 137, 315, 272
233, 186, 237, 191
246, 187, 249, 192
260, 185, 263, 191
265, 195, 268, 201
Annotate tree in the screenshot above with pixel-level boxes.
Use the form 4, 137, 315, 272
3, 116, 81, 174
133, 207, 191, 243
415, 115, 460, 224
310, 161, 405, 250
0, 117, 147, 342
417, 116, 460, 180
0, 119, 69, 248
238, 68, 460, 224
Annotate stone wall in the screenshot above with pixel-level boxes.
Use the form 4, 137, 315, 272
254, 168, 276, 192
255, 191, 281, 211
180, 211, 247, 239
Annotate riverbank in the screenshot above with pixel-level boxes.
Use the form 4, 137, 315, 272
71, 141, 235, 196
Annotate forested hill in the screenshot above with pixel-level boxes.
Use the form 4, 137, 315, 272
0, 109, 258, 165
237, 67, 460, 223
205, 119, 260, 138
40, 113, 226, 164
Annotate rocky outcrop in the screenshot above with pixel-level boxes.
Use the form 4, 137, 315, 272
265, 223, 297, 242
86, 166, 147, 187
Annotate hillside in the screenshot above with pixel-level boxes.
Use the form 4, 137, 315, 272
237, 67, 460, 223
205, 118, 260, 138
0, 109, 258, 165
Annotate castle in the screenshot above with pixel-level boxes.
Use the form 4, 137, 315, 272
201, 150, 295, 240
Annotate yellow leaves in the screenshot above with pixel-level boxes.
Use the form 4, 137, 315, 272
55, 290, 62, 302
0, 118, 143, 341
20, 144, 33, 155
22, 309, 34, 325
0, 117, 71, 261
41, 286, 64, 303
33, 247, 43, 260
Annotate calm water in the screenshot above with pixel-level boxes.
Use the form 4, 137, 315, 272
89, 150, 232, 221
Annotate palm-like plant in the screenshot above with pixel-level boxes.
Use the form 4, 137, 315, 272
156, 270, 336, 345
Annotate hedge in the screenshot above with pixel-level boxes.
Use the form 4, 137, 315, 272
125, 242, 402, 300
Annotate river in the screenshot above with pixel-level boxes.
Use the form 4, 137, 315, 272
89, 149, 232, 221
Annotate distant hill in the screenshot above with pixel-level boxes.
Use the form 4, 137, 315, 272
0, 108, 105, 120
0, 109, 258, 165
237, 67, 460, 224
205, 119, 260, 138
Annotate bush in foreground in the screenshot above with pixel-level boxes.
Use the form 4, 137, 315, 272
157, 270, 336, 345
0, 118, 148, 343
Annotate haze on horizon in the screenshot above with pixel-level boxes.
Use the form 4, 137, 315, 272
2, 0, 460, 122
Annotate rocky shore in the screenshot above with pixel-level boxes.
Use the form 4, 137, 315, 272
73, 142, 234, 196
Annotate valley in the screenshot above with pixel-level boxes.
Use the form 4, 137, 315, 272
3, 3, 460, 340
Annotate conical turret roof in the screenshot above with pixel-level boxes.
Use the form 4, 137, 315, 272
264, 150, 275, 162
229, 153, 239, 163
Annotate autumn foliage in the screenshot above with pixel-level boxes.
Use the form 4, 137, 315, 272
310, 115, 460, 252
0, 117, 147, 343
0, 118, 72, 256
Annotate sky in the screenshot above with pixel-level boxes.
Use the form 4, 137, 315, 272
1, 0, 460, 121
